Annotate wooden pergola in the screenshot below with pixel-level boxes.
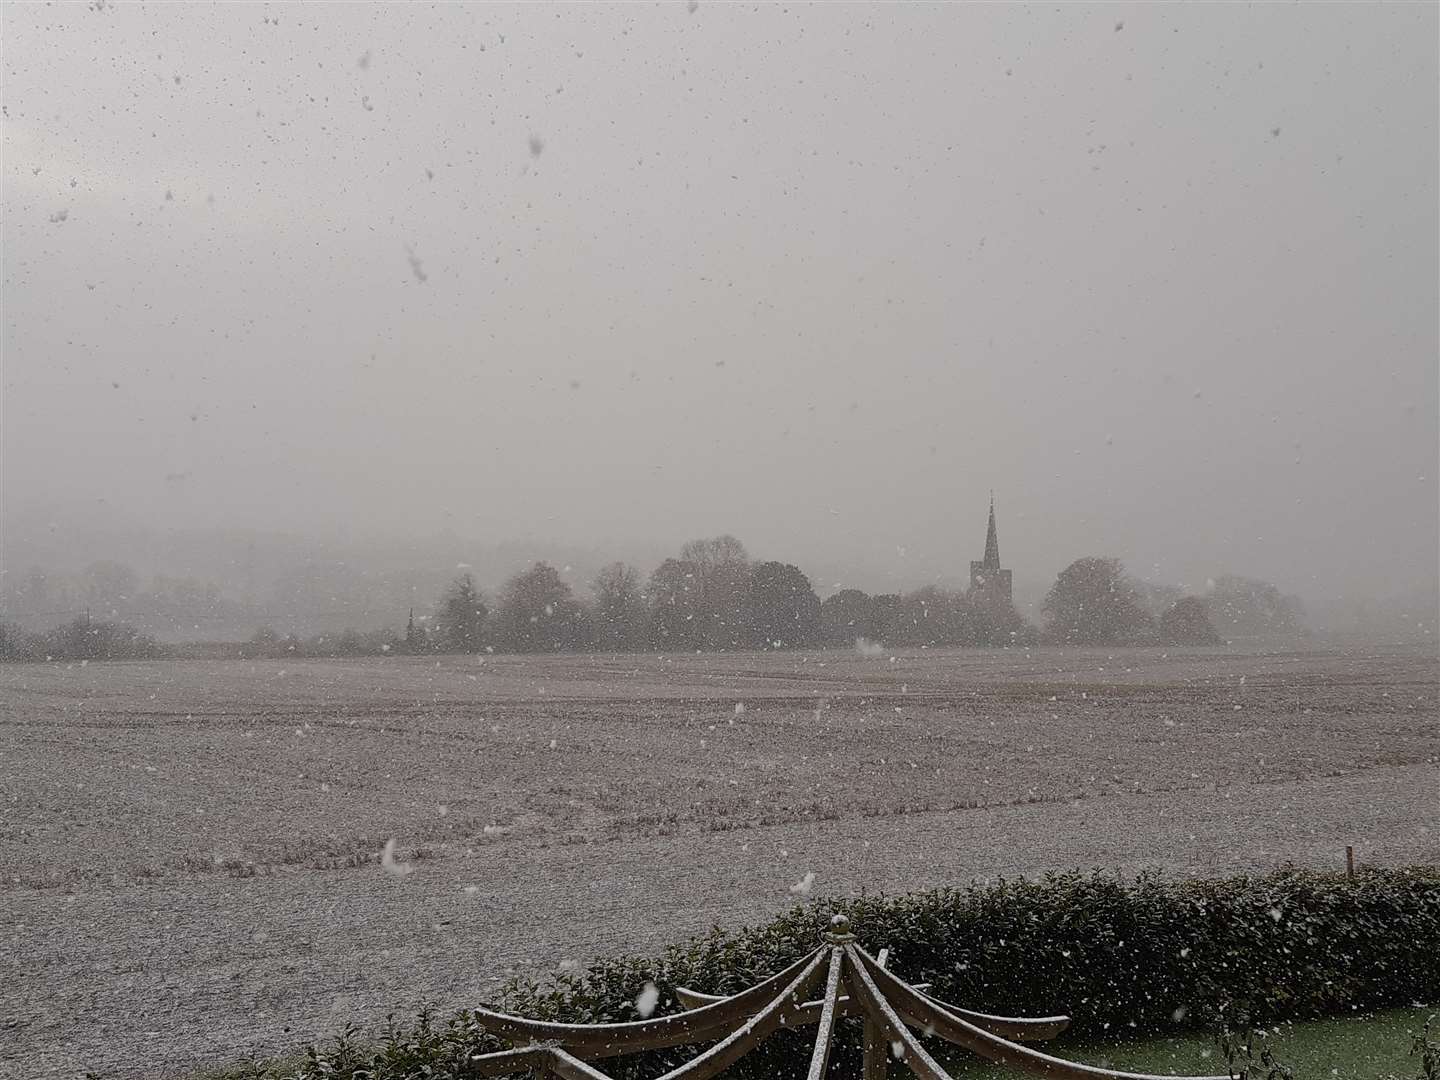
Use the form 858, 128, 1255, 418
468, 915, 1228, 1080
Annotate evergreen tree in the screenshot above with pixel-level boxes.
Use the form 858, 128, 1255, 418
493, 562, 585, 653
1160, 596, 1223, 645
744, 561, 820, 648
438, 574, 487, 653
1042, 557, 1154, 645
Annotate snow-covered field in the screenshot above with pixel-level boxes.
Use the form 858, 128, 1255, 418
3, 645, 1436, 1079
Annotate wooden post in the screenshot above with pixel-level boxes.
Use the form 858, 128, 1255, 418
1346, 845, 1355, 878
862, 1017, 889, 1080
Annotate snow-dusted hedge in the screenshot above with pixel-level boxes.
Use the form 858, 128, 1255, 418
505, 866, 1438, 1037
222, 865, 1440, 1080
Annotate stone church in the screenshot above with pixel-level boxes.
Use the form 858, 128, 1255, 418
969, 495, 1013, 608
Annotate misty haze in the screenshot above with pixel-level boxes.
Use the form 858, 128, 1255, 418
1, 4, 1436, 1080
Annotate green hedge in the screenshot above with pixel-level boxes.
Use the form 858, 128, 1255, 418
225, 865, 1440, 1080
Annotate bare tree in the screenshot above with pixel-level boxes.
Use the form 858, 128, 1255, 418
676, 536, 751, 649
592, 561, 648, 652
1206, 575, 1306, 638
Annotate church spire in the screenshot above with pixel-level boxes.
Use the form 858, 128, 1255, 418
983, 491, 1000, 568
970, 492, 1012, 608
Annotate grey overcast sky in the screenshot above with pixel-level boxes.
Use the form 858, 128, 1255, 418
3, 2, 1436, 604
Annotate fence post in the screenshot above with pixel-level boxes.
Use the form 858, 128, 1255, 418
1346, 845, 1355, 878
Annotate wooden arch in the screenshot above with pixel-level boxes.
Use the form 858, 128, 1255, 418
467, 915, 1228, 1080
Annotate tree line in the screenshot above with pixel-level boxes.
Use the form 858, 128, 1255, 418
1038, 557, 1303, 646
0, 537, 1304, 661
0, 614, 166, 663
389, 536, 1034, 656
236, 541, 1300, 658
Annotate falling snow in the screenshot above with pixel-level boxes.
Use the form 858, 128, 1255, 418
634, 982, 660, 1018
380, 839, 413, 877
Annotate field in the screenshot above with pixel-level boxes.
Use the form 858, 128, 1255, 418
2, 645, 1436, 1079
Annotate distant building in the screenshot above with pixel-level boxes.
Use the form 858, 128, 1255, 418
969, 494, 1013, 607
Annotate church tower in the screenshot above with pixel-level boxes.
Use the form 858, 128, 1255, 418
969, 494, 1013, 606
